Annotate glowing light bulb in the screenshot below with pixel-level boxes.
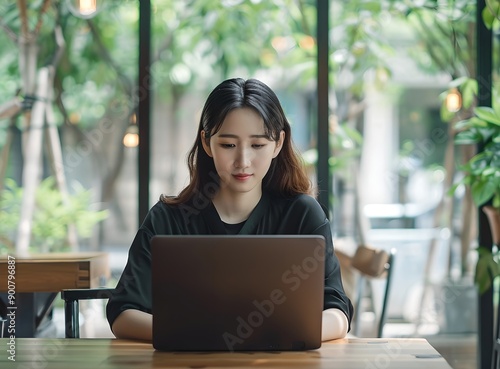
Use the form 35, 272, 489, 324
123, 125, 139, 148
79, 0, 97, 15
66, 0, 103, 19
445, 88, 462, 113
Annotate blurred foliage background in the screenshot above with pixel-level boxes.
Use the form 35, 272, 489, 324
0, 0, 497, 258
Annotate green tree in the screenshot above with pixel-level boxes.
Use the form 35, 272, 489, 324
1, 0, 482, 252
0, 1, 324, 251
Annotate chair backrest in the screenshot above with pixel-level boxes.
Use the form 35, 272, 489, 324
350, 246, 396, 338
351, 245, 390, 278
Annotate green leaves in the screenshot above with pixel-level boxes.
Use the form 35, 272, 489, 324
0, 177, 108, 254
475, 246, 500, 294
482, 0, 500, 30
455, 143, 500, 207
475, 106, 500, 126
471, 175, 499, 207
460, 78, 478, 110
451, 91, 500, 210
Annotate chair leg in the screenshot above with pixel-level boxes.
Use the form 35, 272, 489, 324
64, 299, 80, 338
0, 317, 5, 338
377, 249, 395, 338
492, 339, 500, 369
353, 275, 365, 337
377, 285, 389, 337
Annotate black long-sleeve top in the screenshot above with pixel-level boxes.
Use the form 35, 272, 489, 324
106, 191, 353, 330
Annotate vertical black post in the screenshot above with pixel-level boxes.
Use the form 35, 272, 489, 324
476, 1, 493, 368
316, 0, 330, 214
138, 0, 151, 226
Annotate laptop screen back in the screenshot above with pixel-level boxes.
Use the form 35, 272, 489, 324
151, 235, 325, 351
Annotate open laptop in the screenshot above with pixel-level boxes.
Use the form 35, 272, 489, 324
151, 235, 325, 352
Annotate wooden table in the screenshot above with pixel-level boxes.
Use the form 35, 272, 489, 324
0, 338, 452, 368
0, 252, 109, 292
0, 252, 109, 337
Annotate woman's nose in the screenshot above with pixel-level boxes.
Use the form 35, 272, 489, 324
235, 148, 251, 168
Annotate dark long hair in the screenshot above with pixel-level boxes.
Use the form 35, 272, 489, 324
162, 78, 313, 205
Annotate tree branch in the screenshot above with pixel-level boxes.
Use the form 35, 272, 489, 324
54, 73, 83, 129
296, 0, 311, 36
86, 19, 133, 95
434, 20, 462, 76
0, 97, 22, 120
33, 0, 52, 38
152, 4, 196, 63
0, 19, 18, 42
17, 0, 30, 40
413, 12, 453, 74
50, 25, 65, 68
465, 21, 476, 78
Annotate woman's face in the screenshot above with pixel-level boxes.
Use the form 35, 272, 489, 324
202, 107, 284, 198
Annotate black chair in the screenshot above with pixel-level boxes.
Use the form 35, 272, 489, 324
60, 288, 115, 338
351, 246, 396, 338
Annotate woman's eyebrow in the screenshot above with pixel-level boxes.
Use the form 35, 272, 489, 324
217, 133, 269, 139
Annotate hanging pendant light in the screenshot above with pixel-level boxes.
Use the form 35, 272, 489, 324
123, 114, 139, 148
66, 0, 103, 19
445, 88, 462, 113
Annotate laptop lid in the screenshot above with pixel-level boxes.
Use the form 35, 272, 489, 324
151, 235, 325, 352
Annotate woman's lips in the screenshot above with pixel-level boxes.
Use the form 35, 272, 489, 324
233, 173, 252, 181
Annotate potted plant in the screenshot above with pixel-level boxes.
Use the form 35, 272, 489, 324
428, 77, 500, 334
452, 103, 500, 294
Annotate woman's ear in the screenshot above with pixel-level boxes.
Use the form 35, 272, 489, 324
201, 130, 213, 157
272, 130, 285, 158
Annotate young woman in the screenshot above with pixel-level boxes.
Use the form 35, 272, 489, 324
106, 78, 353, 341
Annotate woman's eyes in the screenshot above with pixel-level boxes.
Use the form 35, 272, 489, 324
219, 143, 266, 149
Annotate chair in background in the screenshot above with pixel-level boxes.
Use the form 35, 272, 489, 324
60, 288, 115, 338
350, 245, 396, 338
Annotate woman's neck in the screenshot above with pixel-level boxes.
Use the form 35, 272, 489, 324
212, 189, 262, 224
